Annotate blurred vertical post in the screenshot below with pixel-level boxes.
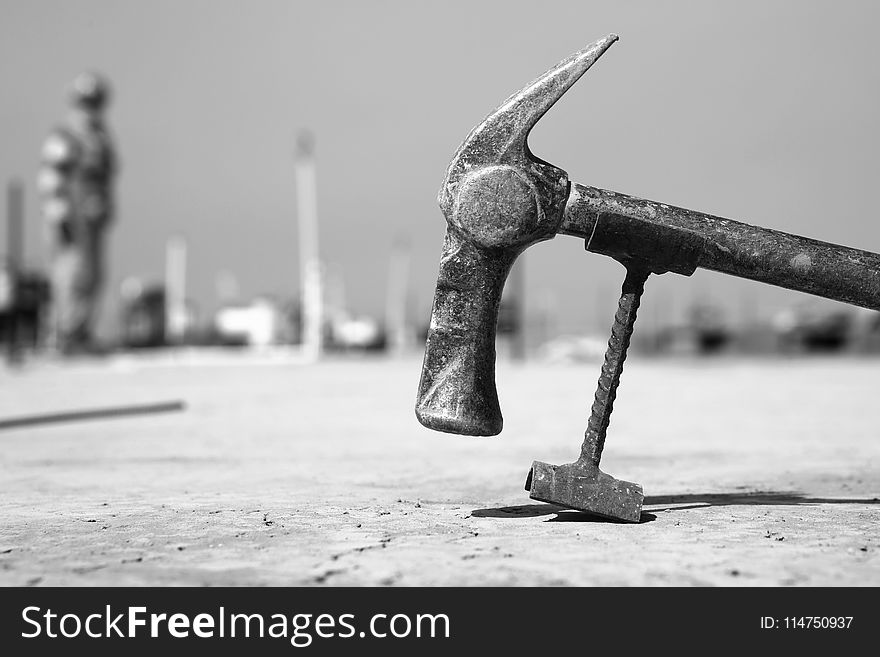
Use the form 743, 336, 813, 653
385, 235, 412, 355
324, 262, 347, 342
650, 288, 665, 353
536, 289, 557, 357
6, 179, 23, 274
165, 235, 187, 345
5, 179, 24, 363
507, 256, 526, 360
294, 131, 323, 359
739, 288, 757, 352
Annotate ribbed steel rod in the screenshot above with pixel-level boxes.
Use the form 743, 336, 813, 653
579, 267, 648, 468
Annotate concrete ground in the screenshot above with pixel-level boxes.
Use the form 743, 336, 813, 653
0, 351, 878, 586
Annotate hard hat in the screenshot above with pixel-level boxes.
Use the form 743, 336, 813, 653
70, 72, 111, 110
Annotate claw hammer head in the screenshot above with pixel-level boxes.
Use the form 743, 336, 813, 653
416, 34, 619, 435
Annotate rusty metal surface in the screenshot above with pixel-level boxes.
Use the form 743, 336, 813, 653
526, 266, 648, 522
563, 183, 880, 311
416, 35, 619, 436
526, 461, 643, 524
417, 34, 880, 521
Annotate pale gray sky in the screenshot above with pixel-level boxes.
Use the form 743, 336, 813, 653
2, 1, 879, 339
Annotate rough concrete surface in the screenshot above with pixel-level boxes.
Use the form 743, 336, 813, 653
0, 353, 878, 586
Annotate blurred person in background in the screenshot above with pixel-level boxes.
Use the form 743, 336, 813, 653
36, 72, 117, 355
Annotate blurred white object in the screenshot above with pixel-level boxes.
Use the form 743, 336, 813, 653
40, 132, 77, 167
537, 334, 607, 363
165, 236, 188, 344
770, 307, 800, 333
294, 131, 323, 360
119, 276, 144, 301
0, 266, 12, 311
215, 298, 281, 347
333, 316, 381, 349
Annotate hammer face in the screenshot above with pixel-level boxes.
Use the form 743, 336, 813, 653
526, 460, 644, 523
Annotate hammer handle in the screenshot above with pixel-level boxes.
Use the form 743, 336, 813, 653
416, 227, 516, 435
563, 183, 880, 311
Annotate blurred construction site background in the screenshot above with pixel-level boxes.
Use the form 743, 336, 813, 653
2, 1, 880, 365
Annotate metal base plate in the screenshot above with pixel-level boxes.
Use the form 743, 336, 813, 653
526, 460, 644, 523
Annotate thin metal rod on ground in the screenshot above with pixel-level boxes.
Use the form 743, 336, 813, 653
0, 401, 186, 431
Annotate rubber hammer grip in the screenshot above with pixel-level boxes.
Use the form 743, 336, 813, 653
415, 227, 516, 436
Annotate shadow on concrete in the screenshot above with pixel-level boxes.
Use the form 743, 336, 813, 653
471, 504, 656, 524
472, 491, 879, 523
644, 491, 880, 512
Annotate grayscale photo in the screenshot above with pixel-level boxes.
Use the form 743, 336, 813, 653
0, 1, 877, 634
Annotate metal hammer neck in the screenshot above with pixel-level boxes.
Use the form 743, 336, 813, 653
562, 183, 880, 312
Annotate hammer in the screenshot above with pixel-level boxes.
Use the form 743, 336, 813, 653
415, 34, 880, 522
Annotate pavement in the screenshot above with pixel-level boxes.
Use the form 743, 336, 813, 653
0, 351, 878, 586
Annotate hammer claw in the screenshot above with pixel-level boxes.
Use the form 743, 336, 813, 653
417, 35, 621, 437
443, 33, 619, 176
